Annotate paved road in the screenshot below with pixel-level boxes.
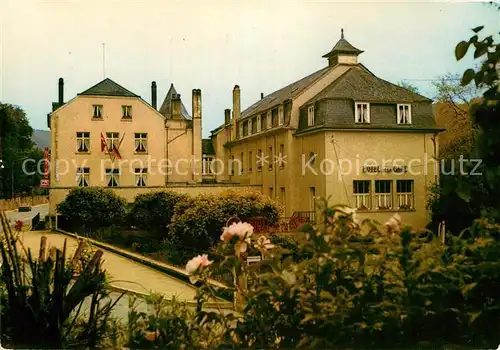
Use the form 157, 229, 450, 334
2, 204, 49, 229
21, 231, 198, 301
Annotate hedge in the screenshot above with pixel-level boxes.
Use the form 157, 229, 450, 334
167, 190, 282, 253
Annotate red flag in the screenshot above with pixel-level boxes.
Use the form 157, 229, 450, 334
100, 133, 107, 152
112, 144, 122, 160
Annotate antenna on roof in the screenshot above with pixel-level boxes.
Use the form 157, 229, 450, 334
102, 43, 106, 79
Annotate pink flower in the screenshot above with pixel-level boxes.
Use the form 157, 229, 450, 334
14, 220, 23, 231
185, 254, 213, 275
254, 235, 275, 251
220, 222, 254, 242
385, 213, 402, 234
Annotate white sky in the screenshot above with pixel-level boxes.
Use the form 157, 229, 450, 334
1, 0, 498, 137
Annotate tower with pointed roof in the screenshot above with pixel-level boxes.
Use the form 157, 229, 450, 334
159, 83, 192, 120
322, 29, 364, 66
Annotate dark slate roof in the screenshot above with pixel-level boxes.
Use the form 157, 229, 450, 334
159, 84, 192, 120
240, 66, 331, 119
307, 66, 432, 104
78, 78, 139, 97
202, 139, 215, 155
323, 29, 363, 57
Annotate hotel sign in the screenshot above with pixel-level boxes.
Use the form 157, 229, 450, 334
362, 165, 408, 174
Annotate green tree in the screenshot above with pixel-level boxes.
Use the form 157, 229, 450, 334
454, 25, 500, 219
0, 103, 35, 199
428, 26, 499, 233
432, 73, 482, 159
128, 191, 188, 233
397, 80, 420, 93
57, 187, 127, 233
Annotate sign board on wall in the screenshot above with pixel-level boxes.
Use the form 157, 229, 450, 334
362, 166, 408, 174
40, 179, 49, 188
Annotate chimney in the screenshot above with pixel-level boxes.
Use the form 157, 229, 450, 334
58, 78, 64, 105
224, 109, 231, 125
151, 81, 157, 109
261, 93, 264, 99
232, 85, 240, 140
192, 89, 202, 182
171, 94, 181, 119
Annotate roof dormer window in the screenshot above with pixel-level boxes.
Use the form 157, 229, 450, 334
355, 102, 370, 123
307, 105, 315, 126
278, 105, 284, 125
397, 104, 412, 124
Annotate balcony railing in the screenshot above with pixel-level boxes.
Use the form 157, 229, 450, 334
396, 193, 414, 210
375, 193, 392, 210
353, 193, 370, 210
243, 211, 316, 233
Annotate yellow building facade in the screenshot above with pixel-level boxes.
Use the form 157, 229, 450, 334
47, 78, 204, 215
210, 30, 443, 229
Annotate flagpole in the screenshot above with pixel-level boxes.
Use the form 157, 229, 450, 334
102, 43, 106, 79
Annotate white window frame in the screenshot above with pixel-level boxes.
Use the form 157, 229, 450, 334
278, 105, 284, 125
106, 132, 119, 152
355, 102, 370, 123
248, 119, 252, 136
396, 179, 414, 209
374, 180, 392, 210
135, 168, 147, 187
202, 157, 214, 175
76, 167, 90, 187
256, 115, 261, 132
307, 105, 315, 126
106, 168, 120, 187
134, 133, 148, 153
279, 144, 285, 168
353, 180, 371, 210
397, 104, 412, 124
122, 105, 132, 119
266, 111, 272, 129
93, 105, 103, 118
76, 132, 90, 153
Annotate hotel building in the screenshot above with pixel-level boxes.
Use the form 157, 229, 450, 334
209, 30, 443, 228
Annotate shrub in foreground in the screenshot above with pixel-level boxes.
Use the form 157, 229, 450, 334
167, 190, 281, 255
57, 187, 127, 233
128, 191, 188, 233
171, 202, 500, 349
0, 211, 123, 348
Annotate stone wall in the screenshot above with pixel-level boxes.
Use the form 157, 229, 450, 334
0, 196, 49, 211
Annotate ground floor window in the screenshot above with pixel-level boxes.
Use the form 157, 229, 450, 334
106, 168, 120, 187
375, 180, 392, 210
135, 168, 147, 187
396, 179, 414, 209
76, 167, 89, 187
309, 187, 316, 212
353, 180, 370, 210
352, 179, 414, 211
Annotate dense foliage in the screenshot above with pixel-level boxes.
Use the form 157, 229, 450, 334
57, 187, 127, 233
167, 190, 281, 253
128, 191, 188, 233
109, 204, 500, 349
0, 211, 123, 348
428, 26, 499, 234
0, 103, 43, 199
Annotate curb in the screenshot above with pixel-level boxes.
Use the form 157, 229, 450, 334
53, 228, 233, 308
108, 285, 235, 310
